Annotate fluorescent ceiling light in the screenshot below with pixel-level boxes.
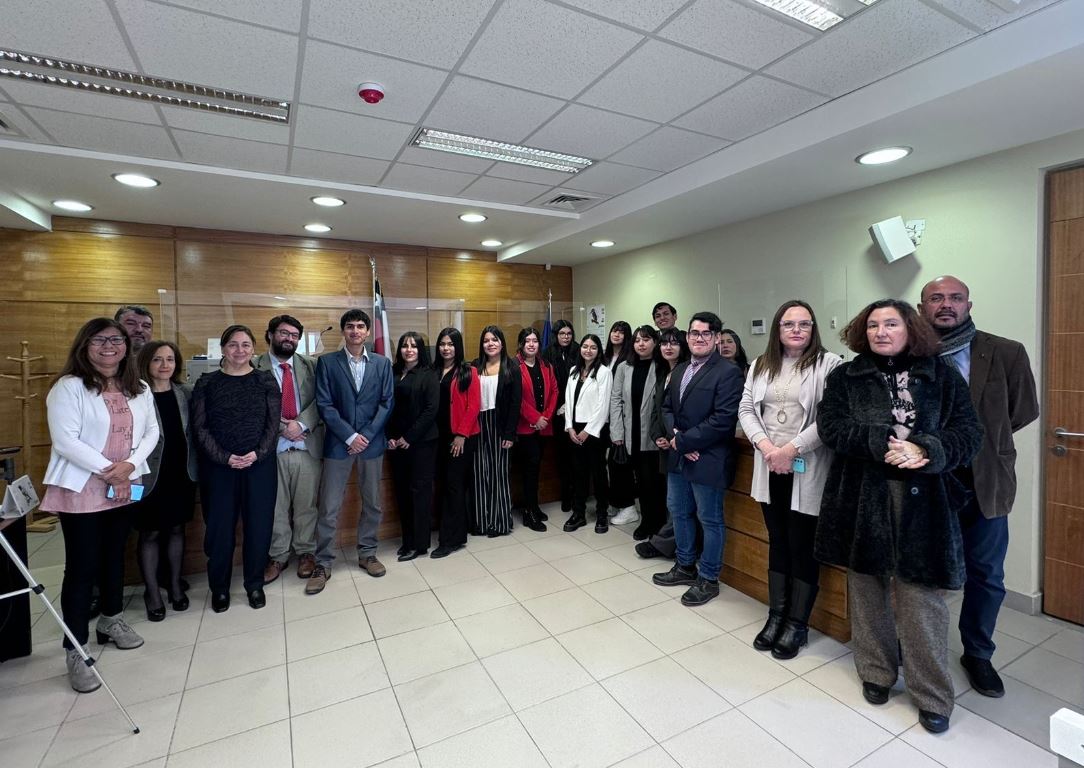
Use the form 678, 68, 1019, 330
459, 213, 487, 223
414, 128, 592, 173
53, 199, 93, 212
112, 173, 158, 188
856, 146, 912, 165
304, 223, 331, 233
591, 240, 615, 248
480, 239, 503, 247
311, 196, 345, 207
750, 0, 843, 30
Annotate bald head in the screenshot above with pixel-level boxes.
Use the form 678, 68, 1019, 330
919, 275, 972, 331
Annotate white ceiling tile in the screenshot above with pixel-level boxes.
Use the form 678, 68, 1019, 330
424, 76, 566, 143
155, 0, 304, 32
300, 41, 448, 124
578, 39, 745, 123
21, 106, 180, 159
0, 79, 162, 125
172, 130, 288, 174
307, 0, 497, 69
659, 0, 814, 69
288, 148, 389, 186
526, 104, 657, 160
0, 103, 51, 142
398, 146, 494, 174
460, 0, 643, 98
3, 0, 136, 69
765, 0, 974, 97
293, 105, 415, 159
459, 176, 554, 206
675, 76, 826, 140
159, 106, 291, 144
926, 0, 1058, 31
381, 163, 476, 196
607, 127, 730, 172
113, 0, 298, 97
558, 0, 689, 30
559, 162, 660, 195
485, 164, 574, 186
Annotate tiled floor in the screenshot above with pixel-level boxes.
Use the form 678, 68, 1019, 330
1, 502, 1080, 768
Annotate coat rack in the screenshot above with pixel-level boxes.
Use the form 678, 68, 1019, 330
1, 341, 54, 532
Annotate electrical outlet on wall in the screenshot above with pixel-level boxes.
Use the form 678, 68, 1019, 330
905, 219, 926, 246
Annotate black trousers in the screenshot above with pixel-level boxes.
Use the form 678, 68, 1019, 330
761, 473, 819, 583
58, 506, 132, 648
201, 457, 277, 594
436, 436, 475, 548
390, 440, 437, 552
632, 449, 666, 535
552, 432, 574, 511
603, 424, 636, 508
514, 432, 544, 512
571, 429, 608, 515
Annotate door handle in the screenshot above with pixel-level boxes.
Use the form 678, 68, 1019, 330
1054, 427, 1084, 439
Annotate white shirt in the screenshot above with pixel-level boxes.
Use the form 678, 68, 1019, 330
479, 374, 499, 412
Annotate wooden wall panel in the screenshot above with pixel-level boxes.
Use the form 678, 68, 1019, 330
175, 305, 348, 361
428, 259, 571, 310
1049, 166, 1084, 222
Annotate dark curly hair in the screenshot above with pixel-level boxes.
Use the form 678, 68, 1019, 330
841, 299, 939, 357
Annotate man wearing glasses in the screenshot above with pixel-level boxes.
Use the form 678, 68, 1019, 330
256, 315, 324, 587
653, 312, 743, 606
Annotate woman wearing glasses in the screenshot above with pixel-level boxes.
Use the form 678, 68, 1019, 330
41, 318, 160, 692
738, 300, 841, 659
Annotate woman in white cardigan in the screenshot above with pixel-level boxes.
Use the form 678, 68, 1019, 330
563, 334, 613, 533
738, 300, 841, 660
40, 317, 159, 693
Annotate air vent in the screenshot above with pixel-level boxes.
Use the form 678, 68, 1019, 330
542, 193, 600, 211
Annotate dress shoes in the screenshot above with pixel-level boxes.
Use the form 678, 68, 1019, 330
296, 553, 317, 579
398, 550, 425, 562
397, 545, 411, 558
522, 510, 547, 532
430, 544, 463, 559
680, 577, 720, 606
211, 592, 230, 613
247, 588, 266, 609
144, 591, 165, 623
960, 654, 1005, 698
861, 682, 890, 706
594, 512, 609, 534
537, 508, 549, 521
652, 563, 698, 587
562, 513, 587, 532
170, 593, 190, 612
263, 559, 286, 585
635, 541, 666, 559
918, 710, 950, 733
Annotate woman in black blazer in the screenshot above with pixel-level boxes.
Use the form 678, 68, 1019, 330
387, 332, 439, 560
472, 325, 521, 537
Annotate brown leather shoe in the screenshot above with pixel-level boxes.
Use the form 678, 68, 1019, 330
359, 555, 386, 578
263, 559, 286, 585
305, 565, 330, 595
296, 553, 316, 579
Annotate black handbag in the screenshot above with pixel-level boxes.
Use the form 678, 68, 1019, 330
610, 442, 629, 465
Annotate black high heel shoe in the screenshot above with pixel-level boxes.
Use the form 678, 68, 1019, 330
170, 593, 190, 612
143, 591, 166, 623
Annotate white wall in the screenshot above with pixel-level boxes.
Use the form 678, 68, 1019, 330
574, 127, 1084, 603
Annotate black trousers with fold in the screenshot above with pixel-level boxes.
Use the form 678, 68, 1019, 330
200, 456, 276, 594
514, 433, 544, 513
436, 436, 475, 549
571, 427, 608, 516
761, 473, 819, 584
58, 506, 132, 648
390, 439, 438, 553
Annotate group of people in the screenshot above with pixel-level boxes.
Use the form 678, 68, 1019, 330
39, 275, 1038, 737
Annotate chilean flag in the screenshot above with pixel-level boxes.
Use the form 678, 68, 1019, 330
372, 274, 392, 360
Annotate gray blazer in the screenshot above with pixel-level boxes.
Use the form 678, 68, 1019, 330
609, 360, 659, 452
256, 351, 325, 461
144, 383, 198, 493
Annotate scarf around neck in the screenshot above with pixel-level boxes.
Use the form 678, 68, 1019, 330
937, 316, 977, 358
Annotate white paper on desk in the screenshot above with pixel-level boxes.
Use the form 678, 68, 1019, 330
1, 475, 39, 519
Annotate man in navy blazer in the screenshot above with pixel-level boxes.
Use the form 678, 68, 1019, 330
654, 311, 743, 607
308, 309, 394, 592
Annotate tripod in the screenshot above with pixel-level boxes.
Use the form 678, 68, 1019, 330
0, 450, 139, 733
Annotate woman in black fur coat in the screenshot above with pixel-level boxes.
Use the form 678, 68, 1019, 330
815, 299, 982, 735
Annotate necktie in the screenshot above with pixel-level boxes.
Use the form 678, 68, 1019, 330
679, 359, 703, 402
280, 363, 299, 420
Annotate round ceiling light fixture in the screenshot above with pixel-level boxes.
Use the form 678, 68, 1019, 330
856, 146, 912, 165
481, 239, 503, 247
311, 196, 345, 207
459, 213, 487, 223
112, 173, 159, 188
304, 223, 332, 233
53, 200, 94, 212
590, 240, 615, 248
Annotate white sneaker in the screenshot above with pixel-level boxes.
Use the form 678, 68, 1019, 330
611, 506, 640, 525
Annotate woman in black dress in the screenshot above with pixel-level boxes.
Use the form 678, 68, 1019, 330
134, 340, 198, 621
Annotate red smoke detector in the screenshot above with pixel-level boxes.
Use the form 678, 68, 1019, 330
357, 82, 385, 104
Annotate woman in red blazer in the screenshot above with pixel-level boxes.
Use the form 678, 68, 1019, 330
431, 327, 481, 558
515, 327, 558, 532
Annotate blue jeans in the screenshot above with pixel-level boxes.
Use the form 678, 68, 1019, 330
667, 472, 725, 581
958, 498, 1009, 660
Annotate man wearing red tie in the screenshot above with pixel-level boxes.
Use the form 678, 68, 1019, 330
257, 315, 324, 587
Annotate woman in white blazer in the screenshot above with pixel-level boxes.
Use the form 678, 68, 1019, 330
40, 318, 159, 693
563, 334, 613, 533
738, 300, 842, 660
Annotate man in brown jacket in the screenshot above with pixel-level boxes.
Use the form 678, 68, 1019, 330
920, 276, 1039, 699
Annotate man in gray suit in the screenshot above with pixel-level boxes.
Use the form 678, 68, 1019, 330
257, 315, 324, 586
308, 309, 394, 593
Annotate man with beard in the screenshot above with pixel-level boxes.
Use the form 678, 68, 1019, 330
919, 276, 1038, 698
114, 305, 154, 351
256, 315, 324, 586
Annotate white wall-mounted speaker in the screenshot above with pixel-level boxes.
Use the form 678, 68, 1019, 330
869, 216, 916, 263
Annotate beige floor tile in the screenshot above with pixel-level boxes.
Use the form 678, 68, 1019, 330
991, 607, 1062, 645
43, 691, 180, 768
413, 552, 489, 589
167, 720, 290, 768
171, 666, 288, 752
67, 645, 193, 721
1041, 628, 1084, 665
691, 583, 769, 631
366, 591, 449, 640
582, 572, 671, 615
416, 714, 548, 768
609, 745, 681, 767
1002, 646, 1084, 707
622, 599, 724, 653
482, 637, 593, 710
602, 657, 730, 741
194, 593, 284, 644
0, 676, 77, 740
549, 551, 627, 585
494, 562, 574, 601
0, 725, 57, 768
283, 571, 362, 622
187, 624, 285, 689
948, 627, 1033, 670
288, 641, 390, 715
596, 540, 656, 571
523, 535, 593, 561
802, 654, 920, 735
285, 604, 374, 660
730, 621, 851, 675
96, 611, 202, 662
473, 542, 545, 574
394, 662, 510, 749
673, 634, 793, 705
663, 709, 808, 768
433, 575, 516, 619
378, 621, 476, 684
522, 587, 613, 635
556, 617, 663, 679
352, 561, 430, 604
455, 603, 549, 658
292, 688, 413, 768
901, 705, 1057, 768
851, 739, 944, 768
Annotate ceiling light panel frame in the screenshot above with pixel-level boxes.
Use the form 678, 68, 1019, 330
413, 128, 593, 174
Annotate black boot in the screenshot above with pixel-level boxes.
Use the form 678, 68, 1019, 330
536, 507, 549, 521
772, 578, 818, 660
523, 510, 547, 532
753, 571, 788, 651
563, 512, 587, 532
594, 509, 608, 533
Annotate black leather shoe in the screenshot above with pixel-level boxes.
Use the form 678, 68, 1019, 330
960, 654, 1005, 698
862, 681, 890, 705
563, 513, 587, 532
247, 588, 266, 609
918, 710, 950, 734
635, 542, 665, 559
681, 577, 720, 606
537, 508, 549, 521
397, 550, 419, 562
753, 612, 784, 651
212, 592, 230, 613
430, 544, 463, 559
771, 619, 809, 660
170, 593, 190, 612
523, 511, 547, 532
594, 517, 609, 533
144, 591, 165, 622
397, 545, 411, 557
652, 563, 698, 587
180, 577, 190, 592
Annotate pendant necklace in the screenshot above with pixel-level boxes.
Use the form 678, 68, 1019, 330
773, 363, 800, 424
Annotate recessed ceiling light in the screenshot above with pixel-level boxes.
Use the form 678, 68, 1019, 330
459, 213, 487, 223
112, 173, 159, 188
481, 239, 503, 247
304, 223, 331, 233
311, 196, 345, 207
414, 128, 592, 173
856, 146, 913, 165
53, 199, 93, 212
591, 240, 615, 248
750, 0, 843, 31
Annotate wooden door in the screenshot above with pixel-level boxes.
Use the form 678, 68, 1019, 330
1044, 166, 1084, 625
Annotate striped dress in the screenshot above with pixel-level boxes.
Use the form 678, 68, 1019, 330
472, 373, 513, 535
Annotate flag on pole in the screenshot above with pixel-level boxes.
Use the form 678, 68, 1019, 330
371, 259, 392, 360
541, 288, 552, 349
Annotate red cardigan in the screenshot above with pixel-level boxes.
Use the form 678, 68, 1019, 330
516, 355, 558, 435
449, 366, 481, 438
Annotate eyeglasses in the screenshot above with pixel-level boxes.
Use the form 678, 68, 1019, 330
660, 340, 681, 347
89, 336, 126, 347
780, 321, 814, 332
274, 330, 301, 340
687, 330, 715, 341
